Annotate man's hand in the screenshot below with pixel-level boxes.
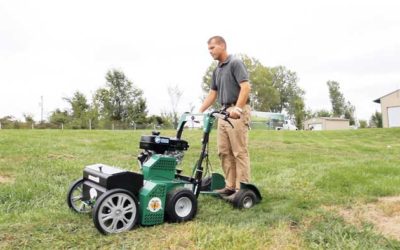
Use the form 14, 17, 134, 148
229, 107, 242, 119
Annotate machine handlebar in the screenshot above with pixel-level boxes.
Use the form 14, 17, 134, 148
210, 110, 234, 128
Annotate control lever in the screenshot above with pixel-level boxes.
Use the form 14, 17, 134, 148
225, 118, 234, 129
213, 111, 234, 128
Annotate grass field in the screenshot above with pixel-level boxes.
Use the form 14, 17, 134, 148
1, 128, 400, 249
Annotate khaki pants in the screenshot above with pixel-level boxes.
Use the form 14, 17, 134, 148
217, 105, 251, 190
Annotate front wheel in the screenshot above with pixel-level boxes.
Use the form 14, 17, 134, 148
92, 189, 139, 235
165, 188, 197, 222
232, 189, 257, 209
66, 178, 92, 213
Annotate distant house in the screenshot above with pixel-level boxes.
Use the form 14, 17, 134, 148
373, 89, 400, 128
303, 117, 350, 130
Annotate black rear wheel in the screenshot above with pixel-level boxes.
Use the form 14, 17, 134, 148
232, 189, 257, 209
66, 178, 92, 213
165, 188, 197, 222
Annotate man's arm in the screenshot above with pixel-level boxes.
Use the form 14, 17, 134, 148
229, 81, 251, 119
235, 81, 251, 109
199, 90, 218, 113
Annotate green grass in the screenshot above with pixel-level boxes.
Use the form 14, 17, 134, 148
1, 128, 400, 249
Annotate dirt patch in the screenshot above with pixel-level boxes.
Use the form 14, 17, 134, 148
47, 153, 76, 160
326, 196, 400, 240
0, 175, 14, 184
266, 221, 305, 249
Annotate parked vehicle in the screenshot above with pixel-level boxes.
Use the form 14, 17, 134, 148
276, 120, 298, 130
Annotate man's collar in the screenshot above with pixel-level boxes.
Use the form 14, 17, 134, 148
218, 55, 231, 67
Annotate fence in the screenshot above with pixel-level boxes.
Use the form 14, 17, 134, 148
0, 120, 272, 130
0, 121, 175, 130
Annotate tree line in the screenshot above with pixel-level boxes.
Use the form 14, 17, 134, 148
0, 70, 173, 130
49, 69, 175, 130
1, 57, 383, 129
201, 54, 381, 128
202, 55, 307, 128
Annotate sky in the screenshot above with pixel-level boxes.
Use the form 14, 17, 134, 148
1, 0, 400, 122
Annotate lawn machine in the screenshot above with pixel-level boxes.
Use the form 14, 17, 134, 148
66, 110, 262, 234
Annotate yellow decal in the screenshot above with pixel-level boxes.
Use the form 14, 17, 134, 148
147, 197, 162, 212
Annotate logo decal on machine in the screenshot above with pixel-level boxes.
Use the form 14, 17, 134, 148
147, 197, 162, 212
155, 136, 169, 144
88, 175, 100, 183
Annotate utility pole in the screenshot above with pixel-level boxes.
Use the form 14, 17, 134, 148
39, 96, 44, 122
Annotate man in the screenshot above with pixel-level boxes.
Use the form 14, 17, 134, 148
199, 36, 251, 196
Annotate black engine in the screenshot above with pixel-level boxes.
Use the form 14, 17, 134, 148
137, 131, 189, 166
139, 133, 189, 154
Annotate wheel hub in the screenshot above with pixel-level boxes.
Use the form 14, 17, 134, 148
243, 196, 253, 208
97, 192, 137, 234
175, 197, 192, 217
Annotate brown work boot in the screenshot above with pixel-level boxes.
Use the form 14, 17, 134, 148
224, 190, 238, 202
215, 187, 235, 196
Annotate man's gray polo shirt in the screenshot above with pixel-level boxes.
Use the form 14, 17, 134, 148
211, 55, 249, 105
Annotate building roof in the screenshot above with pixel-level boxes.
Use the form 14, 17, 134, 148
305, 117, 349, 122
373, 89, 400, 104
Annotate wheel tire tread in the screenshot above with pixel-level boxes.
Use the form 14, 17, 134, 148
67, 178, 91, 213
165, 188, 197, 223
92, 189, 139, 235
232, 189, 257, 209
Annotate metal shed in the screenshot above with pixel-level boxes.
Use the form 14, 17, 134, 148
374, 89, 400, 128
304, 117, 350, 130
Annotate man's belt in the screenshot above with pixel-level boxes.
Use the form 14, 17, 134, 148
221, 100, 250, 108
222, 103, 236, 108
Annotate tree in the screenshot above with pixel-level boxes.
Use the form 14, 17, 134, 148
93, 88, 112, 120
0, 116, 15, 129
49, 109, 70, 126
327, 81, 346, 117
64, 92, 89, 119
167, 84, 183, 129
370, 111, 382, 128
64, 91, 90, 129
128, 96, 148, 125
23, 113, 35, 124
269, 66, 306, 126
344, 101, 356, 125
148, 115, 165, 126
249, 62, 280, 112
292, 96, 305, 129
94, 69, 148, 127
160, 111, 174, 128
271, 66, 304, 114
313, 109, 332, 117
359, 120, 368, 128
326, 80, 356, 124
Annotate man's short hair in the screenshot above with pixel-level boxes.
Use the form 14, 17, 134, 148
207, 36, 226, 47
